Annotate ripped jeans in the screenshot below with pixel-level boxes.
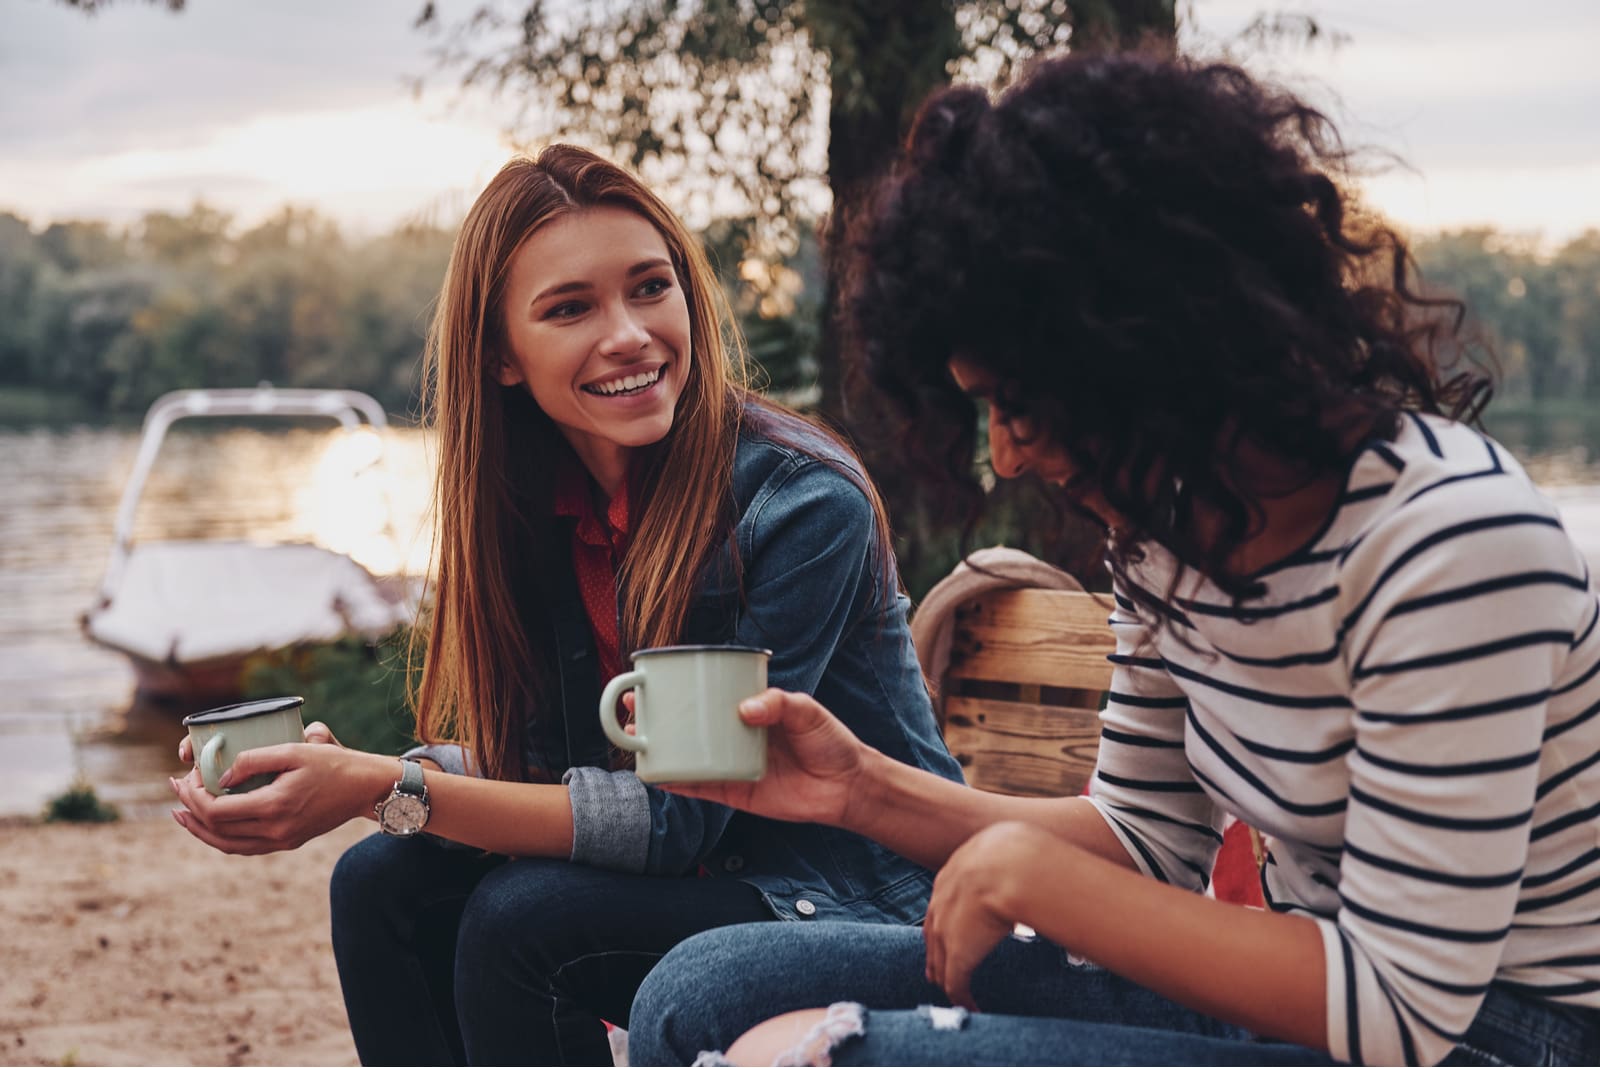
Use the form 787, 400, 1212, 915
627, 922, 1600, 1066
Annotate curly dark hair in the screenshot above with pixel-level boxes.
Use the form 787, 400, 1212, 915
845, 47, 1491, 603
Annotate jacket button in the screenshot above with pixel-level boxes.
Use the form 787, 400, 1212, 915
795, 898, 817, 917
723, 855, 745, 872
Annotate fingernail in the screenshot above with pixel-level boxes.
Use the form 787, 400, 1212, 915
168, 777, 179, 793
171, 809, 185, 826
217, 770, 233, 789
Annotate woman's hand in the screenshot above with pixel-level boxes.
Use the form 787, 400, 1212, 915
170, 740, 388, 855
924, 821, 1078, 1010
660, 688, 870, 827
175, 720, 342, 764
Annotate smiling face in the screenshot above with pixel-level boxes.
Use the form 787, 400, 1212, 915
496, 205, 692, 494
948, 357, 1076, 485
948, 356, 1122, 527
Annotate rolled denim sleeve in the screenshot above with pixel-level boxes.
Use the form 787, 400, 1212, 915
632, 458, 880, 876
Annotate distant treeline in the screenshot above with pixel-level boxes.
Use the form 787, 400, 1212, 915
0, 204, 1595, 421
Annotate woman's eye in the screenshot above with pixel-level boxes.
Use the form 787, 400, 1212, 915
636, 277, 672, 299
544, 301, 586, 320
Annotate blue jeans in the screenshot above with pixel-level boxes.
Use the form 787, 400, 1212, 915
628, 922, 1600, 1066
329, 834, 771, 1066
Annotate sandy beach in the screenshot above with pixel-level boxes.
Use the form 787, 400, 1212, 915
0, 814, 368, 1067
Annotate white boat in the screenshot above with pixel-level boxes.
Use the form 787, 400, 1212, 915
81, 387, 418, 705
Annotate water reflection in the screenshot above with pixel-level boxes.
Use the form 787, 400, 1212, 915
0, 424, 433, 819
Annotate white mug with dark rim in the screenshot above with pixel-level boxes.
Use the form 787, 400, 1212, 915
181, 696, 305, 796
598, 645, 771, 783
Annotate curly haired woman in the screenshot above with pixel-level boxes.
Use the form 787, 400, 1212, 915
628, 51, 1600, 1067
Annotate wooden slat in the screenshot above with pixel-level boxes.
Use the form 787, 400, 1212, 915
941, 694, 1100, 798
947, 588, 1115, 692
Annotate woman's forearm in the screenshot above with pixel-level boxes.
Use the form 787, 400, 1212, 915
353, 754, 576, 858
416, 768, 576, 858
847, 748, 1140, 871
1012, 843, 1327, 1050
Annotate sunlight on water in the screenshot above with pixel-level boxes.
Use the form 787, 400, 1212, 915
0, 424, 435, 819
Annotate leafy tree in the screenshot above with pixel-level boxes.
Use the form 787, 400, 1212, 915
417, 0, 1177, 419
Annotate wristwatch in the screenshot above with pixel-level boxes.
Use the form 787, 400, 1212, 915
375, 758, 430, 837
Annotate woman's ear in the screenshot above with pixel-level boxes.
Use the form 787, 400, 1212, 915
493, 359, 524, 387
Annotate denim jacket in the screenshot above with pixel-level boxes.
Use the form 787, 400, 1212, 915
414, 403, 964, 925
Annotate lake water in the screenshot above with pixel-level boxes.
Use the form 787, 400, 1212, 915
2, 412, 1598, 819
0, 424, 433, 819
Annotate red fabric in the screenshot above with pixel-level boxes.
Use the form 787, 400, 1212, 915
1211, 821, 1266, 907
553, 458, 632, 686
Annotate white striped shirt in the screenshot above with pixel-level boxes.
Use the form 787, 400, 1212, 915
1086, 412, 1600, 1066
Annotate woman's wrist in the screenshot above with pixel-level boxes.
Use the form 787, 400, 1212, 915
360, 751, 411, 821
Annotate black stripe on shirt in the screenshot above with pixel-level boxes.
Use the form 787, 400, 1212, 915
1537, 745, 1600, 799
1407, 412, 1443, 458
1177, 584, 1338, 621
1523, 848, 1600, 889
1211, 641, 1342, 670
1100, 726, 1184, 749
1165, 658, 1350, 709
1188, 710, 1349, 817
1574, 599, 1600, 649
1369, 964, 1422, 1067
1360, 687, 1549, 726
1339, 933, 1364, 1065
1531, 796, 1600, 841
1517, 871, 1600, 913
1340, 513, 1565, 634
1098, 801, 1224, 845
1095, 768, 1205, 794
1371, 440, 1406, 472
1356, 747, 1541, 778
1342, 482, 1395, 505
1349, 784, 1533, 832
1101, 810, 1172, 884
1553, 650, 1600, 697
1385, 571, 1589, 620
1343, 841, 1523, 888
1544, 695, 1600, 742
1104, 690, 1188, 710
1353, 629, 1574, 679
1340, 894, 1511, 943
1394, 962, 1492, 999
1234, 733, 1355, 765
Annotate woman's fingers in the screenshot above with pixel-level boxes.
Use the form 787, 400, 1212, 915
170, 808, 281, 855
177, 735, 193, 763
303, 721, 339, 745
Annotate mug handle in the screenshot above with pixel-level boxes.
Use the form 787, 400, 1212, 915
199, 733, 227, 791
599, 670, 647, 753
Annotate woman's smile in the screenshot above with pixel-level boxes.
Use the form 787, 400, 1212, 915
496, 205, 693, 495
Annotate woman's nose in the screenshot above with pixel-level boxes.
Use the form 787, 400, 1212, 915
988, 420, 1027, 479
599, 306, 651, 355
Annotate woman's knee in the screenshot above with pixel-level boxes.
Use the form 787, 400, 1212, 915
329, 832, 414, 925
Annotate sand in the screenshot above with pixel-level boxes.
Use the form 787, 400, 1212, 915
0, 815, 369, 1067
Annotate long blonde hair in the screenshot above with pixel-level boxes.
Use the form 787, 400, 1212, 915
414, 146, 749, 782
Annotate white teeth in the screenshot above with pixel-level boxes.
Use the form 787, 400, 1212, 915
588, 367, 662, 395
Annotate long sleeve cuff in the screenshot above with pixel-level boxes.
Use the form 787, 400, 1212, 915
404, 743, 473, 777
562, 765, 651, 874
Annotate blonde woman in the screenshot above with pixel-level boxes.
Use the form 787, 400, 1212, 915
171, 145, 961, 1065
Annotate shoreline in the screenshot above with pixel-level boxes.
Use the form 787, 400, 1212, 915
0, 815, 366, 1067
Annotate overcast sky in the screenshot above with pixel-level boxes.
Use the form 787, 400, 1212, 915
3, 0, 1598, 247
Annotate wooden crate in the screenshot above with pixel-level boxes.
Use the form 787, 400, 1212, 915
937, 588, 1116, 798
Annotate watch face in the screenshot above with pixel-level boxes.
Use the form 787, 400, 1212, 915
379, 793, 428, 836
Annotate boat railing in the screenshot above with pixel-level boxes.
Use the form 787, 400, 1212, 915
95, 386, 394, 606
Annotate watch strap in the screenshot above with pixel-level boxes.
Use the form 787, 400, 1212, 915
397, 757, 426, 797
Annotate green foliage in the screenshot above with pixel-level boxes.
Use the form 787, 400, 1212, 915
0, 206, 449, 421
240, 628, 419, 756
43, 781, 120, 824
